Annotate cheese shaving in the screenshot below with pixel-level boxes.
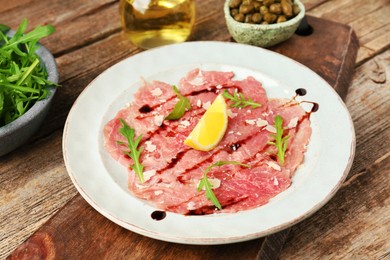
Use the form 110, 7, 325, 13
150, 88, 162, 97
154, 115, 164, 126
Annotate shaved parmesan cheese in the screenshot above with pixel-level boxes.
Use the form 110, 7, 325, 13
187, 201, 196, 210
179, 120, 191, 128
256, 118, 268, 127
266, 161, 281, 171
151, 88, 162, 96
145, 141, 157, 153
245, 119, 256, 125
202, 101, 211, 110
265, 124, 277, 133
273, 177, 279, 186
144, 170, 156, 182
154, 190, 163, 195
228, 109, 238, 118
154, 115, 164, 126
288, 117, 299, 128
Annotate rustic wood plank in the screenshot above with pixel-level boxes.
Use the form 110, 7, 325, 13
306, 0, 390, 64
0, 0, 119, 56
7, 195, 266, 260
280, 49, 390, 259
269, 16, 358, 100
0, 131, 77, 259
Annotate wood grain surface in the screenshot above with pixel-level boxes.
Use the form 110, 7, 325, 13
1, 0, 389, 259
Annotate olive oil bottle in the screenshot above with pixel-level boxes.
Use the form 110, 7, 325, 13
120, 0, 195, 49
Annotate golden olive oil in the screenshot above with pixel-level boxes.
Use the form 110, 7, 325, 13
120, 0, 195, 49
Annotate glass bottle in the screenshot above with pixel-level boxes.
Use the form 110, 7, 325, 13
119, 0, 196, 49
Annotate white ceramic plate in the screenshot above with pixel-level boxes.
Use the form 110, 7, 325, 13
63, 41, 355, 245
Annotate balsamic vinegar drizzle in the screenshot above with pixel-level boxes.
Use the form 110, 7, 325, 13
151, 210, 166, 220
295, 88, 307, 96
139, 104, 153, 113
293, 88, 319, 116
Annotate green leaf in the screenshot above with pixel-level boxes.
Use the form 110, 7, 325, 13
165, 85, 191, 120
198, 161, 250, 210
0, 19, 57, 127
118, 118, 145, 183
222, 89, 261, 109
4, 24, 55, 50
0, 24, 10, 35
268, 115, 289, 165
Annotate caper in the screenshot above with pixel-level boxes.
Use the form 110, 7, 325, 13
229, 0, 242, 9
259, 5, 269, 15
239, 3, 255, 14
234, 13, 245, 22
262, 0, 275, 7
245, 14, 253, 23
281, 0, 293, 17
269, 3, 282, 14
252, 12, 262, 23
277, 15, 287, 23
263, 12, 277, 23
231, 8, 239, 16
292, 4, 301, 16
253, 1, 261, 10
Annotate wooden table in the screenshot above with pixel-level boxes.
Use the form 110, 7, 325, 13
1, 0, 389, 259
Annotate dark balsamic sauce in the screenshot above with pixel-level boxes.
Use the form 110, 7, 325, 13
139, 104, 153, 113
295, 88, 307, 96
311, 102, 319, 113
151, 210, 166, 220
293, 88, 319, 116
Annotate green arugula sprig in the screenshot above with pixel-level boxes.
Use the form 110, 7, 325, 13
198, 161, 250, 210
0, 19, 56, 126
165, 85, 191, 120
222, 89, 261, 109
118, 119, 145, 183
268, 115, 289, 165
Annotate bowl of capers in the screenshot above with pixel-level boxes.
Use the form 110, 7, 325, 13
224, 0, 305, 47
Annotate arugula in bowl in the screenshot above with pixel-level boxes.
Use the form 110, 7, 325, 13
0, 19, 56, 127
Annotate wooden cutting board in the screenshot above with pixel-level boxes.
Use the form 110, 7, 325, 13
8, 16, 358, 260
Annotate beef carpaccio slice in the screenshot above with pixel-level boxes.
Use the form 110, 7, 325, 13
104, 69, 312, 215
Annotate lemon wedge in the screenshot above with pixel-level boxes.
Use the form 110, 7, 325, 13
184, 94, 228, 151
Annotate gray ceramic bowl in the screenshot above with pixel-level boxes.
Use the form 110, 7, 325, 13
224, 0, 305, 47
0, 34, 58, 156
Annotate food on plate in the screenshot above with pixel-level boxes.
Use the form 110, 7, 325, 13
104, 69, 313, 215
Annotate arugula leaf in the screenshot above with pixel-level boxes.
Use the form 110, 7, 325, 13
118, 119, 145, 183
198, 161, 250, 210
268, 115, 290, 165
222, 89, 261, 109
0, 19, 56, 126
165, 85, 191, 120
0, 24, 10, 35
